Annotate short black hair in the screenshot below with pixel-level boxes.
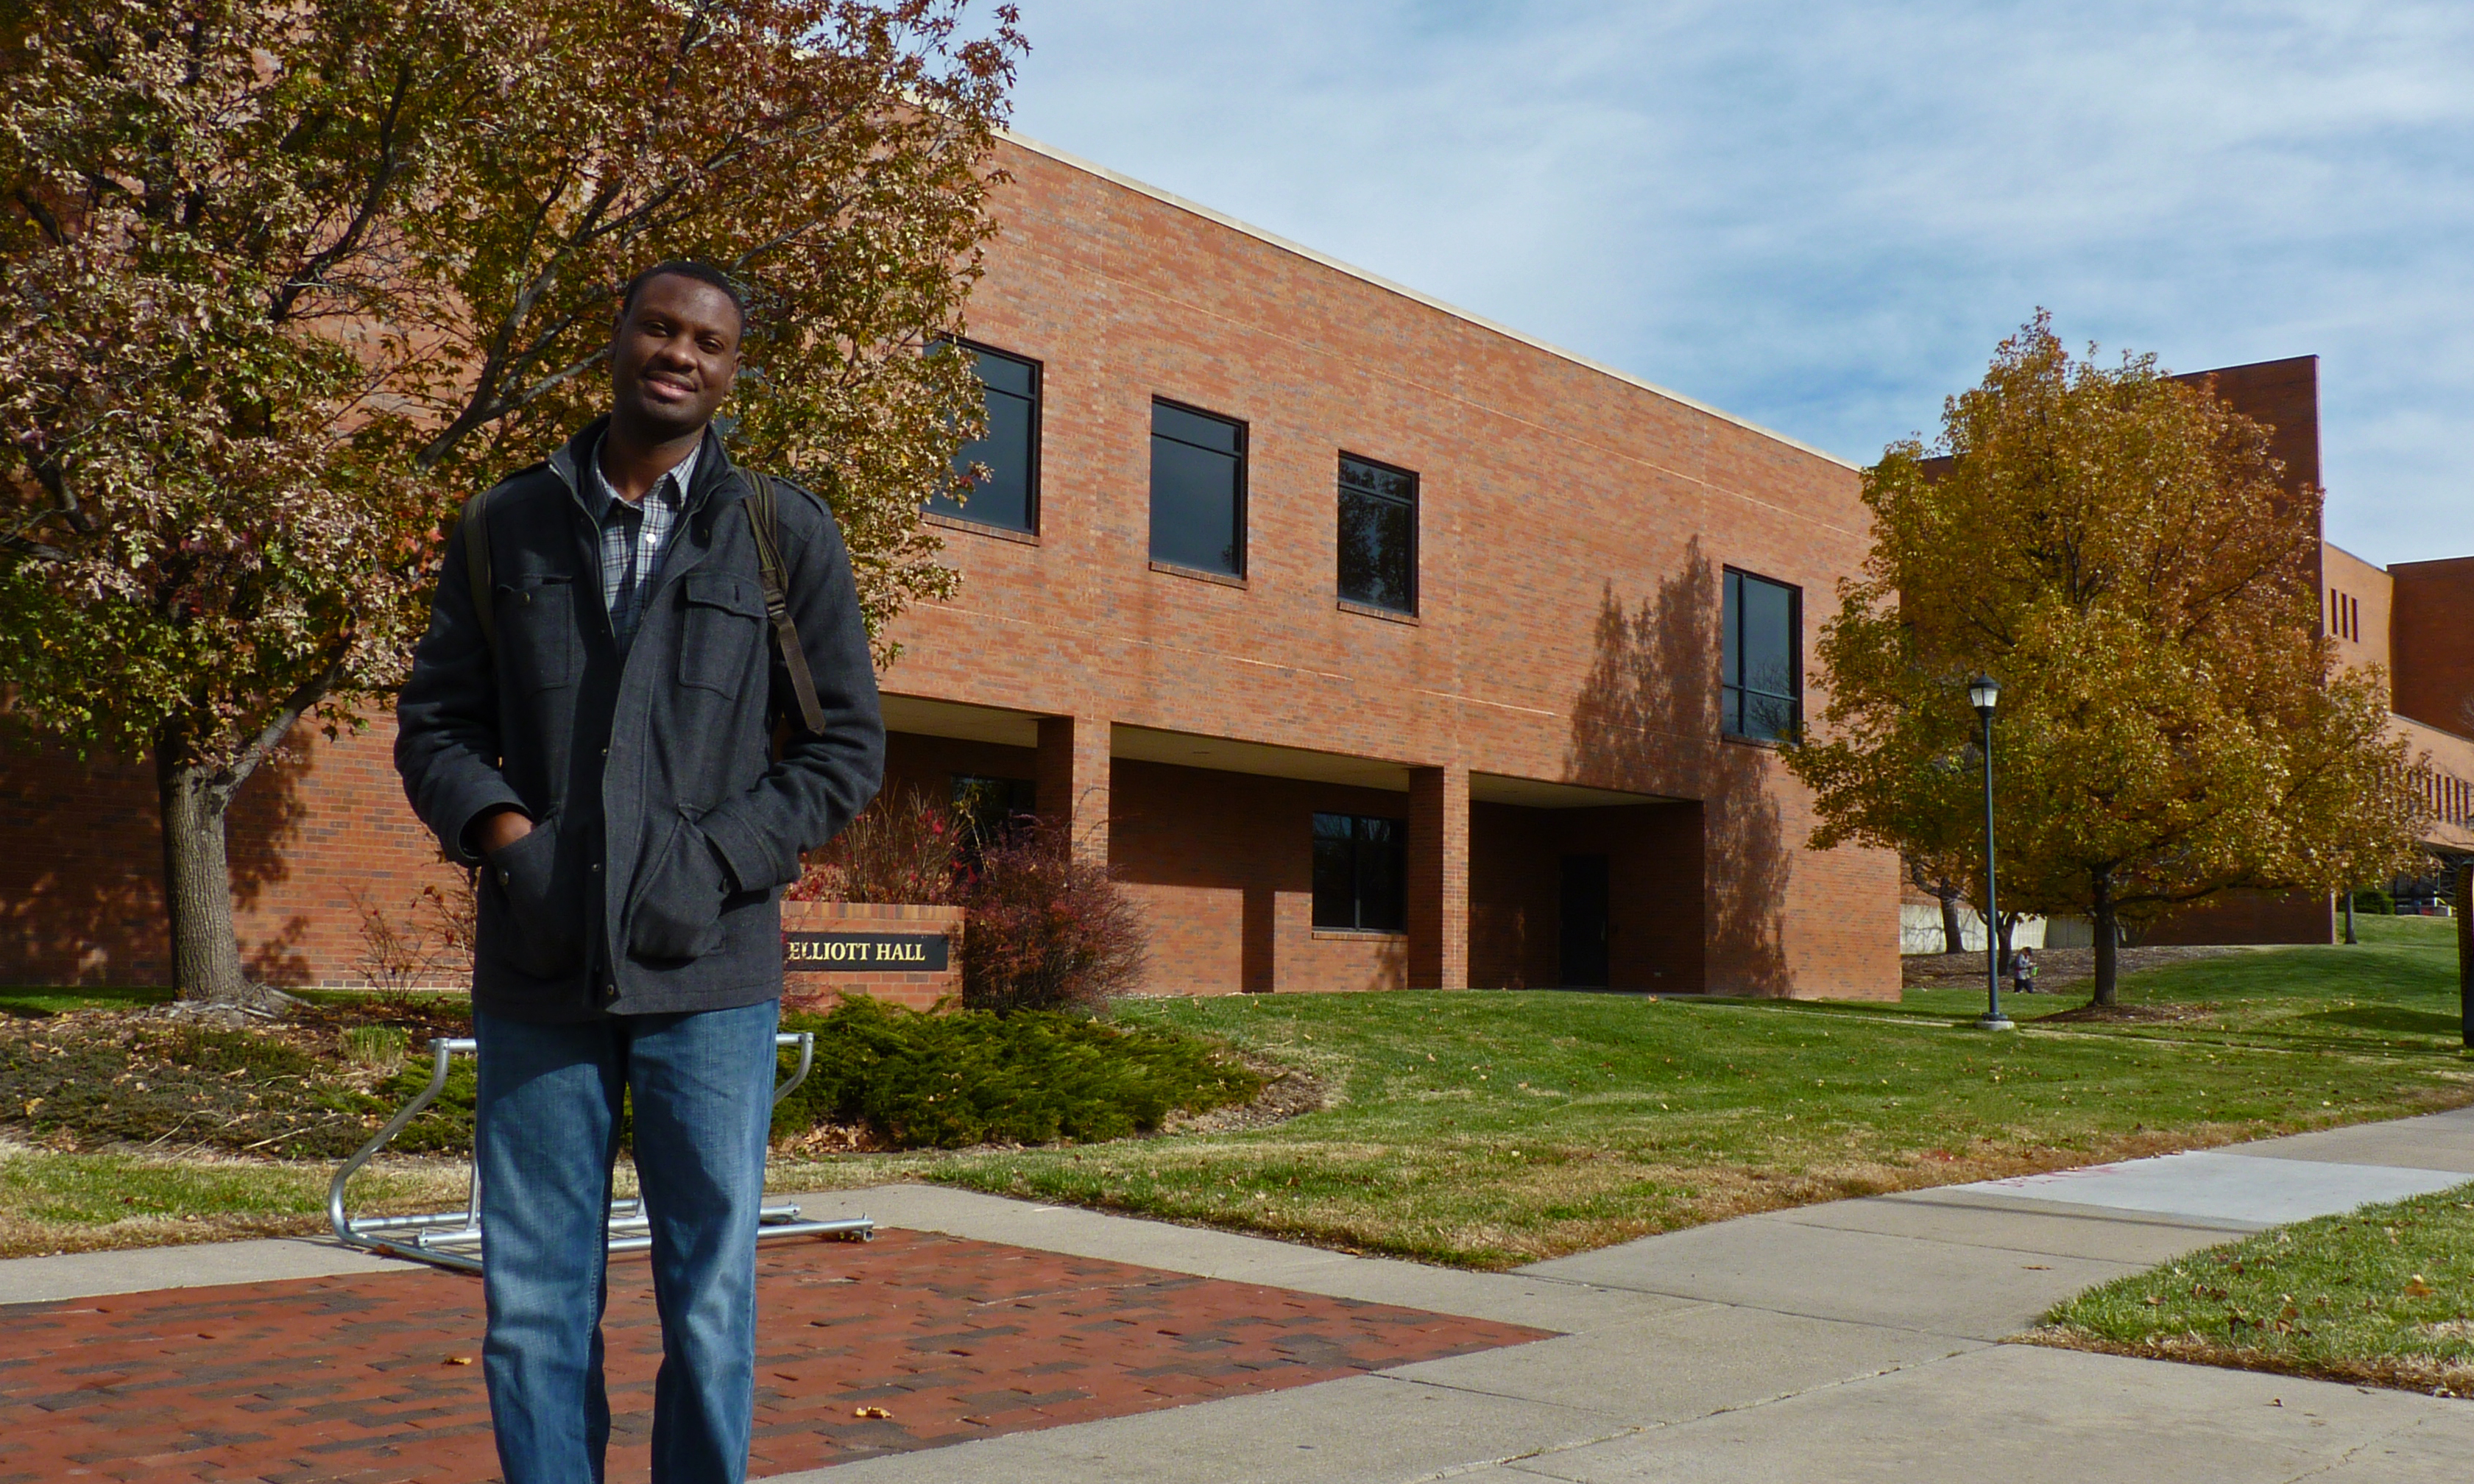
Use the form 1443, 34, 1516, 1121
618, 260, 749, 336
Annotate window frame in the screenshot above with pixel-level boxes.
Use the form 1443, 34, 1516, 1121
1335, 451, 1419, 616
1148, 397, 1248, 579
925, 339, 1042, 537
1721, 566, 1803, 744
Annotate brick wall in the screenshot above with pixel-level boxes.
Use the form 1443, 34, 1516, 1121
871, 138, 1901, 1000
0, 722, 464, 989
2321, 543, 2392, 689
2141, 889, 2333, 948
781, 900, 962, 1013
2391, 556, 2474, 741
0, 135, 1904, 1000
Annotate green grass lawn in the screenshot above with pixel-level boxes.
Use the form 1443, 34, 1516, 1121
0, 1147, 480, 1257
4, 921, 2469, 1264
908, 921, 2473, 1267
2032, 1181, 2474, 1397
0, 985, 174, 1018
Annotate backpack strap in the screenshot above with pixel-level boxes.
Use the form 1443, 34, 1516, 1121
460, 486, 496, 654
741, 470, 830, 736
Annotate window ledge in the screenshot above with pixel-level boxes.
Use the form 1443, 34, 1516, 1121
924, 510, 1039, 545
1311, 928, 1410, 941
1149, 559, 1248, 589
1337, 597, 1418, 625
1720, 732, 1790, 751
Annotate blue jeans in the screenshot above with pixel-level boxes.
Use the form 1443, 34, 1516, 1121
474, 1001, 780, 1484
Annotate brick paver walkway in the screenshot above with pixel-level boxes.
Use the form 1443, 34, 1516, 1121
0, 1228, 1552, 1482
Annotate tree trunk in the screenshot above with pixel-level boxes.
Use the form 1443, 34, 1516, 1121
1996, 911, 2018, 978
2090, 866, 2119, 1007
1939, 890, 1965, 955
156, 732, 251, 1004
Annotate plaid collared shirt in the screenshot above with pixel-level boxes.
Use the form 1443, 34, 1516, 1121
587, 437, 699, 647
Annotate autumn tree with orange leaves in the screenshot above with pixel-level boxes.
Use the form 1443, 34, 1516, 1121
1789, 315, 2424, 1006
0, 0, 1023, 1006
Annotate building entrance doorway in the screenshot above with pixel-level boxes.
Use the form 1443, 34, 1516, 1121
1560, 854, 1610, 987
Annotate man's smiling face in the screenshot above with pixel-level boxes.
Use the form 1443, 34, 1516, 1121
610, 272, 743, 439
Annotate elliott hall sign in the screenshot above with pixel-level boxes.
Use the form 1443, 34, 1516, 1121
784, 932, 951, 972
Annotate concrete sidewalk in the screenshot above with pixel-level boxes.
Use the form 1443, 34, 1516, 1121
761, 1109, 2474, 1483
5, 1108, 2471, 1481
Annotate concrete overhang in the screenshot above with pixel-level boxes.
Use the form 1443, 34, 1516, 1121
883, 701, 1683, 809
1470, 773, 1679, 809
2426, 821, 2474, 855
881, 693, 1042, 749
1111, 724, 1413, 792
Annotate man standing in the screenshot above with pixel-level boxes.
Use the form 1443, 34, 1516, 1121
397, 261, 883, 1483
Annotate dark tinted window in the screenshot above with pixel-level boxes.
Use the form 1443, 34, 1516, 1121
927, 343, 1039, 532
1337, 454, 1416, 612
1311, 812, 1407, 931
951, 774, 1035, 847
1150, 400, 1245, 575
1722, 568, 1800, 741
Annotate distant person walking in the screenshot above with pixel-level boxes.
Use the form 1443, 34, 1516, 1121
395, 261, 883, 1483
2012, 946, 2040, 995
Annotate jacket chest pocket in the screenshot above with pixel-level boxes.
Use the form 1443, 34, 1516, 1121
677, 570, 763, 699
495, 576, 579, 692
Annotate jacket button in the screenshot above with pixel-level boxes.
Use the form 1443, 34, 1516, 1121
590, 863, 601, 873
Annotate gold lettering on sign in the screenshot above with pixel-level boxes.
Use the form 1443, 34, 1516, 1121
784, 932, 948, 971
788, 941, 872, 964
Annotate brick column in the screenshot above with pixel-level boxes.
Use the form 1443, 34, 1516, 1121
1036, 716, 1111, 865
1407, 764, 1469, 990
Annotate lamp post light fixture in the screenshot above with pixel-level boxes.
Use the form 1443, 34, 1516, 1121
1968, 675, 2014, 1032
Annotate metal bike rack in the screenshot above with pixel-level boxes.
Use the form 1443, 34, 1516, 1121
328, 1031, 872, 1274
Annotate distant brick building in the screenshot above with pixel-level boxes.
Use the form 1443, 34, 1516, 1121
2050, 356, 2474, 947
0, 133, 1924, 997
1892, 355, 2473, 953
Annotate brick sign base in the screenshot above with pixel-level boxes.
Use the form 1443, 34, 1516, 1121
782, 900, 962, 1012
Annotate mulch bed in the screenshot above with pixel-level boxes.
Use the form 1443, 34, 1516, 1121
2033, 1001, 2224, 1025
1902, 944, 2241, 996
0, 1000, 476, 1160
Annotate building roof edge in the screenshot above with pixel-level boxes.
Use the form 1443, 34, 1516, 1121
2322, 539, 2383, 572
994, 128, 1862, 474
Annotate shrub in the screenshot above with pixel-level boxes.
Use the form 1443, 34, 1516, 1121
958, 819, 1145, 1012
773, 996, 1261, 1149
788, 785, 961, 904
347, 877, 478, 1002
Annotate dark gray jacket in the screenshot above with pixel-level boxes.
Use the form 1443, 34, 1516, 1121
396, 417, 884, 1022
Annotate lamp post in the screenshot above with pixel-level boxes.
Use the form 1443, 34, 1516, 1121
1969, 675, 2014, 1031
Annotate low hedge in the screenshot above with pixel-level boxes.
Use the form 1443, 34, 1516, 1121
773, 997, 1262, 1149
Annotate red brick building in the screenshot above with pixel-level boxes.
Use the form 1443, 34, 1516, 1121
0, 134, 1902, 999
2132, 358, 2474, 944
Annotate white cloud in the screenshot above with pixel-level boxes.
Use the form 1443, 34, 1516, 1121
1001, 0, 2474, 564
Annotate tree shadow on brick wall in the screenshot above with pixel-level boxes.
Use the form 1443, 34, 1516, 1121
1563, 540, 1792, 996
0, 723, 308, 986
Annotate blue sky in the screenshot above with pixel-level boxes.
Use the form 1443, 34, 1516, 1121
1000, 1, 2472, 568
